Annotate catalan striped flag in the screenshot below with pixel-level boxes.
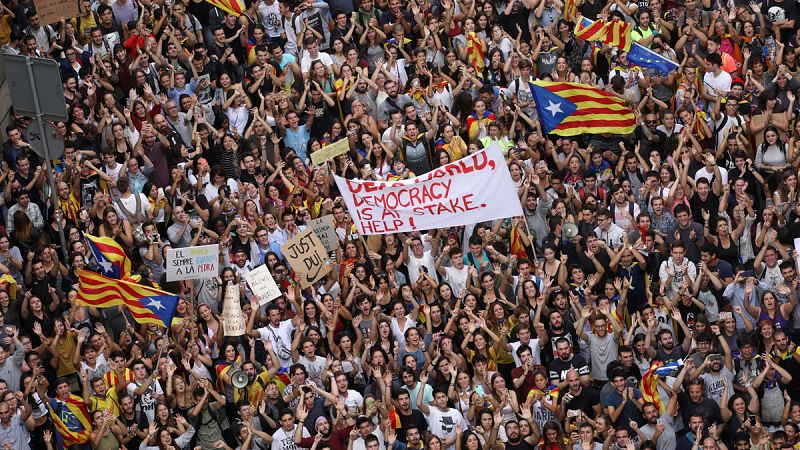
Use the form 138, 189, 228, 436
607, 20, 631, 51
466, 32, 485, 70
85, 234, 131, 279
270, 370, 291, 392
103, 368, 135, 391
47, 395, 92, 447
216, 354, 243, 392
574, 18, 631, 51
76, 269, 179, 328
388, 408, 402, 429
564, 0, 578, 20
531, 81, 636, 136
575, 19, 607, 41
526, 384, 560, 402
640, 362, 664, 413
205, 0, 244, 16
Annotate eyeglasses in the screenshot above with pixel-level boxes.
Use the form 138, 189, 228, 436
645, 120, 658, 124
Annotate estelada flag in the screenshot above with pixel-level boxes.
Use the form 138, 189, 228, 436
76, 269, 179, 328
85, 234, 132, 279
531, 81, 636, 136
48, 394, 92, 446
206, 0, 245, 16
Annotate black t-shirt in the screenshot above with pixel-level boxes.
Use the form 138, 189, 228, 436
780, 357, 800, 399
397, 409, 428, 442
690, 192, 720, 227
678, 393, 722, 429
764, 0, 798, 43
244, 61, 283, 106
579, 0, 605, 20
549, 354, 590, 384
559, 387, 600, 419
120, 412, 150, 450
676, 300, 703, 341
499, 8, 531, 42
541, 329, 580, 366
505, 440, 536, 450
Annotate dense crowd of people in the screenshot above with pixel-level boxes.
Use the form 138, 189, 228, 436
0, 0, 799, 448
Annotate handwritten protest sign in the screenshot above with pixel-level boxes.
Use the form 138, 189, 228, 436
307, 215, 339, 252
222, 284, 246, 336
166, 244, 218, 282
334, 144, 522, 235
310, 138, 350, 166
246, 265, 283, 305
795, 238, 800, 273
37, 0, 80, 25
281, 229, 333, 288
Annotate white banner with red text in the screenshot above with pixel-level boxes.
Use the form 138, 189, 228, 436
333, 144, 523, 235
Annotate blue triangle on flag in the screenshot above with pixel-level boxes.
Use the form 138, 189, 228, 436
532, 84, 578, 133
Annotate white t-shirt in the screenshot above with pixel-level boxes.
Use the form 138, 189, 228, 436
694, 166, 728, 186
703, 70, 732, 100
443, 265, 469, 295
510, 338, 542, 367
425, 407, 470, 450
343, 389, 365, 415
114, 193, 151, 222
352, 426, 385, 450
407, 251, 439, 285
300, 51, 334, 74
271, 425, 309, 450
594, 223, 626, 249
127, 378, 164, 422
257, 319, 296, 368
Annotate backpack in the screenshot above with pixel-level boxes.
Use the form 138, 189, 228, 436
609, 201, 635, 226
115, 194, 147, 245
75, 12, 99, 37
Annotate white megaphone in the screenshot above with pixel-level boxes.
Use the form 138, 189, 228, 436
562, 222, 579, 239
231, 370, 249, 389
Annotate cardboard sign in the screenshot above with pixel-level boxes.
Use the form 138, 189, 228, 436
794, 238, 800, 274
334, 144, 523, 235
307, 215, 339, 253
166, 244, 219, 282
222, 284, 246, 336
310, 138, 350, 166
281, 229, 333, 288
246, 265, 283, 305
37, 0, 80, 25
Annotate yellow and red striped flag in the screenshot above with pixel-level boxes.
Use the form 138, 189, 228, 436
607, 20, 631, 51
564, 0, 578, 20
531, 81, 636, 136
574, 18, 607, 41
466, 32, 485, 70
205, 0, 245, 16
641, 362, 666, 413
47, 394, 93, 446
574, 18, 631, 51
76, 269, 179, 328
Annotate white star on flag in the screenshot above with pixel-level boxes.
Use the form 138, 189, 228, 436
148, 299, 164, 311
545, 100, 564, 117
97, 258, 113, 274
